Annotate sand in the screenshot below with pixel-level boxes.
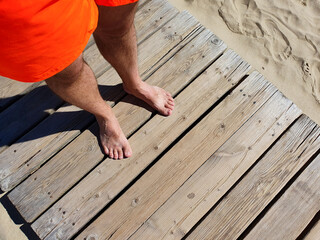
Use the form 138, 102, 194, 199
168, 0, 320, 126
0, 197, 27, 240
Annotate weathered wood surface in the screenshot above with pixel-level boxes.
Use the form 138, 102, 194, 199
245, 153, 320, 240
186, 115, 320, 240
32, 49, 247, 240
8, 21, 223, 223
0, 76, 41, 112
76, 72, 277, 240
0, 82, 63, 153
0, 9, 199, 192
130, 93, 301, 240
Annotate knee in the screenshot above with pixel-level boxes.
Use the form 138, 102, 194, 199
48, 54, 85, 83
94, 22, 134, 39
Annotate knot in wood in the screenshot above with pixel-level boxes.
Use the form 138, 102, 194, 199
131, 197, 140, 207
86, 234, 98, 240
211, 38, 220, 45
187, 193, 195, 199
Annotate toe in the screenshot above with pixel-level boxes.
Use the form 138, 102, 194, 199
113, 149, 119, 160
118, 149, 124, 160
124, 145, 132, 158
104, 147, 109, 156
165, 103, 174, 110
109, 149, 114, 159
124, 149, 132, 158
168, 100, 175, 106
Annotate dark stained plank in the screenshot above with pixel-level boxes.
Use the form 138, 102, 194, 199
186, 115, 320, 240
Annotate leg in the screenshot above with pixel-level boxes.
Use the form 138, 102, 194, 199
93, 3, 175, 116
45, 54, 132, 160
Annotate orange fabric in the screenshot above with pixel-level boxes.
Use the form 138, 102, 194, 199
95, 0, 138, 6
0, 0, 139, 82
0, 0, 98, 82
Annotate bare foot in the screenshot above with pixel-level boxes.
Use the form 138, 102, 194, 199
124, 81, 175, 116
96, 115, 132, 160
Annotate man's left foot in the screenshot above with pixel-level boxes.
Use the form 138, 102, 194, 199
124, 81, 175, 116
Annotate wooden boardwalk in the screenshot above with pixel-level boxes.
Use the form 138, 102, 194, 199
1, 0, 320, 239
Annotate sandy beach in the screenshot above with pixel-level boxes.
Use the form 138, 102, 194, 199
168, 0, 320, 126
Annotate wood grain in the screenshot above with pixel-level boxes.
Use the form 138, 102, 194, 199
186, 115, 320, 240
0, 10, 199, 192
0, 76, 41, 112
33, 48, 247, 240
130, 92, 301, 240
7, 18, 214, 223
0, 83, 63, 153
76, 71, 277, 240
245, 153, 320, 240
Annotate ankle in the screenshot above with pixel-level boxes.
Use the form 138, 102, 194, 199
123, 81, 148, 95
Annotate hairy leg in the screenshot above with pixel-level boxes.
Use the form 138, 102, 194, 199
93, 3, 175, 116
45, 54, 132, 160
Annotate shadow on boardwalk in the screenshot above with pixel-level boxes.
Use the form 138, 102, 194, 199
0, 83, 152, 149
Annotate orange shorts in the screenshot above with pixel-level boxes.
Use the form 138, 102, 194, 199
0, 0, 138, 83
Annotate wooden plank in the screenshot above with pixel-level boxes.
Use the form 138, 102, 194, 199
0, 83, 63, 153
32, 49, 246, 240
186, 115, 320, 240
245, 153, 320, 240
0, 76, 42, 112
0, 10, 200, 192
130, 93, 301, 239
83, 0, 179, 78
305, 219, 320, 240
8, 23, 222, 223
76, 71, 277, 240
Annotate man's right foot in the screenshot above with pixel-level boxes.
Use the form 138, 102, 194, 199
96, 115, 132, 160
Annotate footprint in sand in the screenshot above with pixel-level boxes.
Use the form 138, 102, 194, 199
218, 0, 264, 38
219, 0, 292, 62
263, 19, 292, 62
302, 59, 320, 104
